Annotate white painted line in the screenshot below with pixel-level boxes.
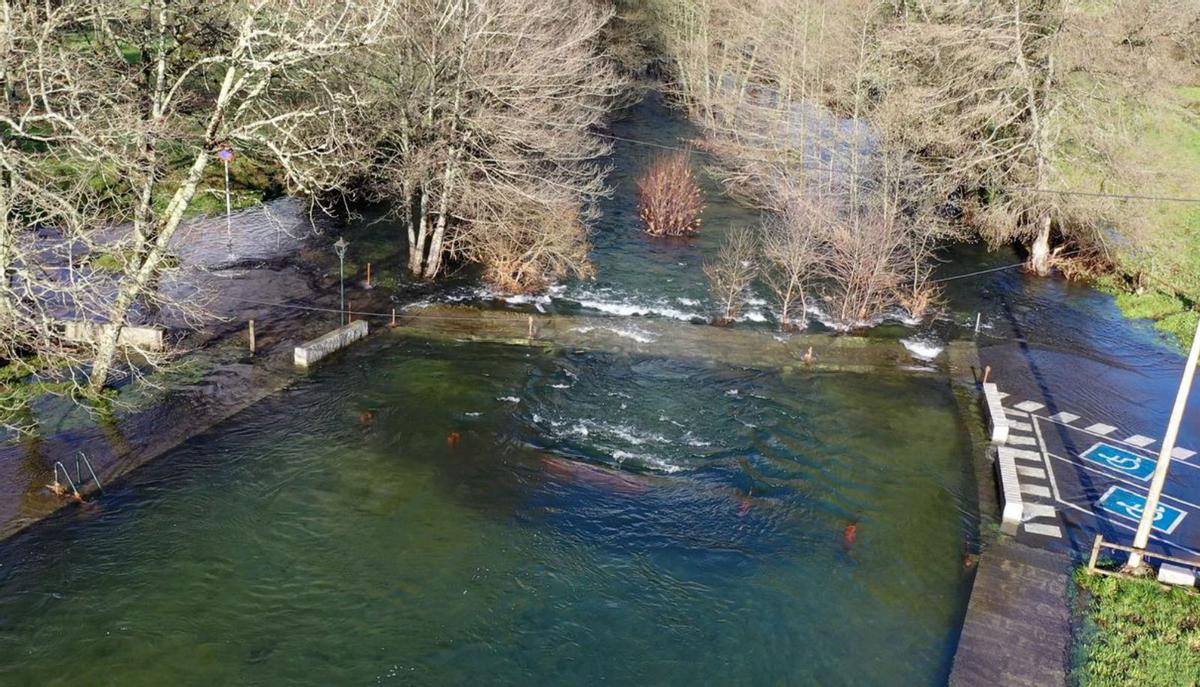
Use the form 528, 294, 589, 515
1125, 434, 1156, 447
1005, 409, 1028, 419
997, 392, 1009, 399
1048, 412, 1079, 424
1021, 483, 1052, 498
1006, 435, 1038, 447
1010, 421, 1033, 432
1005, 448, 1043, 462
1024, 522, 1063, 538
1044, 453, 1200, 511
1017, 465, 1047, 479
1023, 503, 1057, 520
1014, 401, 1045, 412
1172, 447, 1196, 461
1085, 423, 1117, 435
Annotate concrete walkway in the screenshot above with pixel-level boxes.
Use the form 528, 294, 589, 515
950, 538, 1073, 686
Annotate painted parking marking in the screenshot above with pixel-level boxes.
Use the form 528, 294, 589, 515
1048, 412, 1079, 424
1007, 435, 1038, 447
1080, 442, 1157, 481
1014, 401, 1045, 412
1125, 434, 1156, 448
1085, 423, 1117, 435
1006, 448, 1042, 462
1024, 522, 1062, 538
1097, 486, 1187, 535
1021, 483, 1051, 498
1016, 465, 1047, 479
1172, 447, 1197, 461
1023, 503, 1057, 520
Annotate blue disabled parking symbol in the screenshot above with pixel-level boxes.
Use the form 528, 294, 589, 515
1081, 442, 1157, 481
1097, 486, 1187, 534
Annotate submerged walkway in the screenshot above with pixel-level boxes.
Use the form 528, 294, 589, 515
394, 304, 971, 374
950, 538, 1073, 686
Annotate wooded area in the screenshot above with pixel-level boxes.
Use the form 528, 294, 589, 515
2, 0, 1199, 430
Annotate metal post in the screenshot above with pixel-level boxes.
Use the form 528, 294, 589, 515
224, 157, 233, 258
1126, 316, 1200, 571
333, 237, 348, 327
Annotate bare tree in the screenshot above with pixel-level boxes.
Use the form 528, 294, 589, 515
760, 193, 824, 330
704, 226, 758, 323
2, 0, 394, 393
362, 0, 623, 290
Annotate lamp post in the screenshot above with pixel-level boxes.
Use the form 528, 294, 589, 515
217, 144, 236, 259
333, 237, 349, 326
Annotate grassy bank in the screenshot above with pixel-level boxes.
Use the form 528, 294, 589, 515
1101, 85, 1200, 349
1073, 570, 1200, 686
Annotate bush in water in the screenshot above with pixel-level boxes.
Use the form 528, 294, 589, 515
637, 151, 704, 236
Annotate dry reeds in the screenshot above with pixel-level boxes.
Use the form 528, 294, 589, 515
637, 152, 704, 236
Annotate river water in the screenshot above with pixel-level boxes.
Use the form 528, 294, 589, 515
0, 93, 1190, 685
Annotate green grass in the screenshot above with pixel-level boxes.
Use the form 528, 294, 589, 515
1094, 83, 1200, 350
1074, 570, 1200, 686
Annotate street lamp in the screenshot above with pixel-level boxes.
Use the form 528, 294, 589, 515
333, 236, 349, 326
1125, 316, 1200, 572
217, 143, 236, 260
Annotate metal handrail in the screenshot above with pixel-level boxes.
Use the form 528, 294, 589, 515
51, 462, 81, 500
75, 451, 103, 493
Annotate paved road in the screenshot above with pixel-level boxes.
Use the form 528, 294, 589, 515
994, 389, 1200, 559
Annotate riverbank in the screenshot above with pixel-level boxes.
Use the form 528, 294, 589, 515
0, 201, 401, 541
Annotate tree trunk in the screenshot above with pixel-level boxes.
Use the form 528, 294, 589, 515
408, 187, 429, 275
1028, 214, 1052, 276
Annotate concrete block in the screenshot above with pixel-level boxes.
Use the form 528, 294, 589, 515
62, 320, 165, 351
294, 320, 368, 367
1157, 563, 1196, 588
983, 383, 1010, 444
996, 448, 1023, 535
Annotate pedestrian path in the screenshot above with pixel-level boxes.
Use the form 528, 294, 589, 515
949, 538, 1071, 686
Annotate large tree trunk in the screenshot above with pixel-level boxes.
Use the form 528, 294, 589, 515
408, 187, 428, 275
1028, 213, 1052, 276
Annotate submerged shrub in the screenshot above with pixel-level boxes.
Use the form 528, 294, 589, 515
637, 152, 704, 236
704, 227, 758, 324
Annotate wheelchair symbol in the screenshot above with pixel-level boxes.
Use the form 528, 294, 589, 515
1081, 443, 1156, 480
1098, 486, 1187, 534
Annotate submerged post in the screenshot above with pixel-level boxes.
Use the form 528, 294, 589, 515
249, 319, 256, 354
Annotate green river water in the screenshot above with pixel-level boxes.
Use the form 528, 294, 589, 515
0, 93, 981, 685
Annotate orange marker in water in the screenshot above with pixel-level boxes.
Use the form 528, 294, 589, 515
447, 432, 462, 448
844, 522, 858, 549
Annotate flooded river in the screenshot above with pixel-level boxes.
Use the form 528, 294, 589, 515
0, 93, 1190, 685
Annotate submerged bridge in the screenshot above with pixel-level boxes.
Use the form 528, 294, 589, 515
386, 304, 981, 378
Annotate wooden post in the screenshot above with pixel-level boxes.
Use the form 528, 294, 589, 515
982, 365, 991, 384
391, 308, 397, 327
366, 262, 372, 289
1087, 534, 1104, 574
248, 319, 256, 354
528, 315, 534, 338
348, 300, 352, 323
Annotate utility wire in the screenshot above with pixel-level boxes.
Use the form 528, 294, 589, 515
930, 249, 1081, 284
